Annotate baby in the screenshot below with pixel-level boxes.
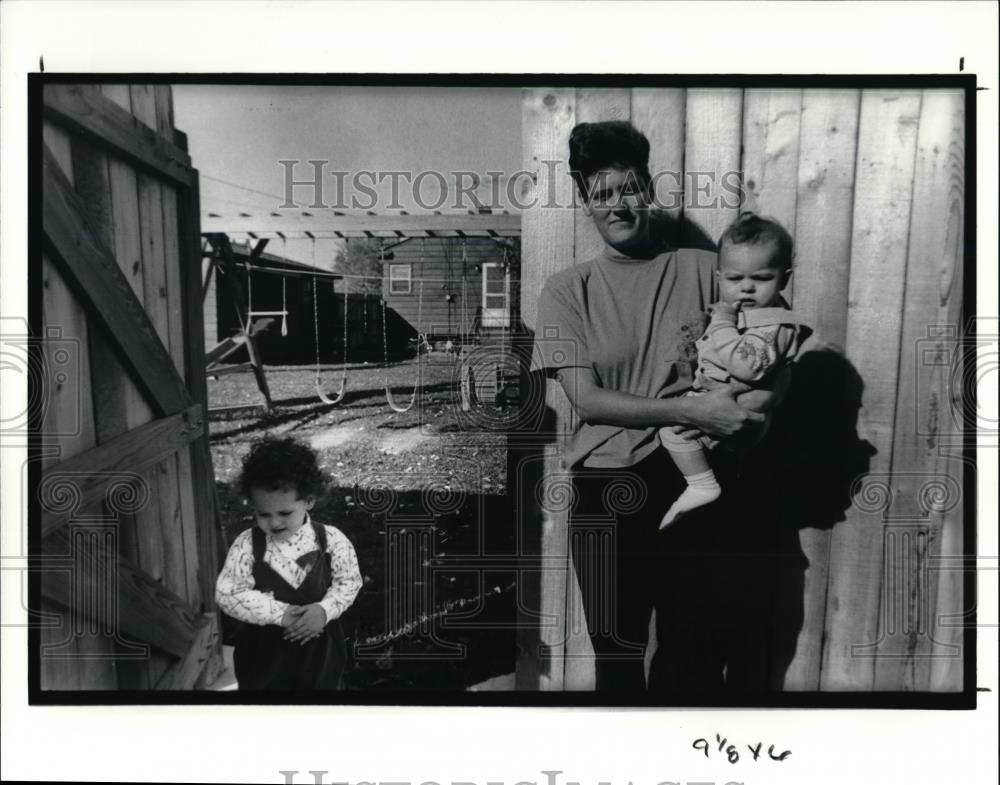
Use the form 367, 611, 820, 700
659, 213, 812, 528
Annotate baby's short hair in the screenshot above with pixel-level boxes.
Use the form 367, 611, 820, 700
238, 435, 326, 500
568, 121, 651, 201
718, 212, 794, 269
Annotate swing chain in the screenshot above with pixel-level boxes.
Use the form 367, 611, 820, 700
340, 276, 348, 367
281, 275, 288, 336
244, 259, 253, 333
312, 275, 322, 385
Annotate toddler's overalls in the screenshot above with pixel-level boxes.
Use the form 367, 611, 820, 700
233, 520, 347, 690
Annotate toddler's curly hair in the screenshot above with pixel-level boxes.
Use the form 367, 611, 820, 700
238, 436, 327, 500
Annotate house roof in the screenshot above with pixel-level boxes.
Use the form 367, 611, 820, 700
211, 238, 343, 281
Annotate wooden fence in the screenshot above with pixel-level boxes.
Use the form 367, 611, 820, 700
517, 86, 967, 692
38, 84, 220, 690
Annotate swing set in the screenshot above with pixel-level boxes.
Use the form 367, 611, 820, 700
202, 211, 519, 416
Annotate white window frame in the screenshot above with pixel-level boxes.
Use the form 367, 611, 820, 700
389, 263, 412, 295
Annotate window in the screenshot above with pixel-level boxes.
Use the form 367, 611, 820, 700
389, 264, 411, 295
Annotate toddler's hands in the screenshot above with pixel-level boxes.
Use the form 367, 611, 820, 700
280, 605, 305, 627
283, 604, 326, 645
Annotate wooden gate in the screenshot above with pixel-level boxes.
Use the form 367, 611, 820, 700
517, 86, 968, 693
36, 84, 220, 690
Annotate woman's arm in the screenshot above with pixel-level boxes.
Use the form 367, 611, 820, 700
554, 365, 764, 439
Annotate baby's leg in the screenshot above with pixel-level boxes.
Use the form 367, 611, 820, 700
658, 429, 722, 528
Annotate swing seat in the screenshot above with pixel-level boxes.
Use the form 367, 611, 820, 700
316, 376, 347, 405
384, 382, 417, 413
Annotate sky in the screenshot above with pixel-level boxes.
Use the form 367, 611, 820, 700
173, 85, 522, 266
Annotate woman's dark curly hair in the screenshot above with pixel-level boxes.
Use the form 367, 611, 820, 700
238, 436, 327, 500
568, 121, 652, 201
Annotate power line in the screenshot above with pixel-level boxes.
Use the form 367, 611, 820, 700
200, 173, 287, 204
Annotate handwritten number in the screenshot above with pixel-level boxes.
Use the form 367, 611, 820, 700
767, 744, 792, 762
694, 736, 791, 764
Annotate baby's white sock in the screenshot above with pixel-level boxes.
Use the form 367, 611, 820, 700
659, 469, 721, 529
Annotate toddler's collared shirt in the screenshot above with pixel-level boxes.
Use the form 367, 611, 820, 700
215, 515, 361, 626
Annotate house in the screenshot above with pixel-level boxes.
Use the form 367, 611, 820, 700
380, 234, 522, 347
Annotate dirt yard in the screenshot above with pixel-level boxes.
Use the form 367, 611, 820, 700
207, 355, 519, 690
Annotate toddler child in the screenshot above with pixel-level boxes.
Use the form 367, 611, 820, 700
216, 436, 362, 689
659, 213, 812, 528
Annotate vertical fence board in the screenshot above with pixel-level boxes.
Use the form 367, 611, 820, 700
178, 173, 223, 615
40, 264, 94, 466
517, 88, 577, 691
741, 88, 803, 228
69, 132, 135, 689
821, 90, 922, 690
40, 249, 91, 689
72, 141, 128, 444
872, 90, 966, 691
792, 90, 861, 350
157, 458, 188, 603
684, 88, 743, 246
99, 84, 132, 112
107, 155, 155, 430
153, 85, 175, 138
572, 89, 632, 263
39, 599, 80, 690
136, 169, 185, 647
928, 92, 966, 691
741, 88, 803, 303
161, 184, 186, 373
43, 120, 73, 181
632, 88, 686, 223
138, 176, 171, 351
107, 151, 163, 689
128, 84, 158, 131
780, 89, 861, 691
176, 449, 203, 609
40, 124, 96, 689
161, 180, 204, 610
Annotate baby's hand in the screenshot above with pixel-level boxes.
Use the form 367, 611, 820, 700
283, 604, 326, 645
708, 301, 739, 321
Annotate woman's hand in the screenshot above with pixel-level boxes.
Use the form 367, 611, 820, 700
680, 384, 765, 439
283, 604, 326, 645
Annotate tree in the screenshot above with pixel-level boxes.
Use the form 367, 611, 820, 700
332, 238, 383, 294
